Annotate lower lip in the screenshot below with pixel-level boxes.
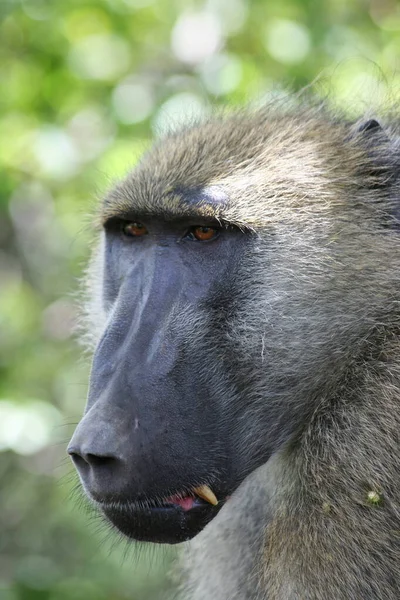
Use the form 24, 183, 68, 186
100, 500, 219, 544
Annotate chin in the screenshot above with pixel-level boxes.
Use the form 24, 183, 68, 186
98, 495, 223, 544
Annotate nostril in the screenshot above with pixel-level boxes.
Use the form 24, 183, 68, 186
85, 453, 117, 468
68, 446, 119, 469
68, 450, 88, 469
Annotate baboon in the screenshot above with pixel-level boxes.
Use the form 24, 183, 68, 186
68, 101, 400, 599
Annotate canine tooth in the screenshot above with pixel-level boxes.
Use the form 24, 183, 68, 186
194, 485, 218, 506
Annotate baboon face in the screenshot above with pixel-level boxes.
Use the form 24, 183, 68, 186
68, 112, 381, 544
68, 183, 262, 544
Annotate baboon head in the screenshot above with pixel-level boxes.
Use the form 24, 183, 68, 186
68, 108, 397, 543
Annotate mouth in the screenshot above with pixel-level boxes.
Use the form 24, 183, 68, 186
96, 484, 223, 544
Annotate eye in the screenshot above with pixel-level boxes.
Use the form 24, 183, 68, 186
186, 226, 220, 242
122, 221, 148, 237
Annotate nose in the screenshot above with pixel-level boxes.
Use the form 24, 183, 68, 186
67, 393, 133, 498
67, 439, 128, 501
68, 445, 119, 470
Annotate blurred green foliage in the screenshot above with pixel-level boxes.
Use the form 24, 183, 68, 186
1, 0, 400, 598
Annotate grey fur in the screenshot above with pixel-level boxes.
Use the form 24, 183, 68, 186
177, 452, 283, 600
80, 101, 400, 599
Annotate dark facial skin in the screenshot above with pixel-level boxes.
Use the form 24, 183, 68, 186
68, 192, 252, 543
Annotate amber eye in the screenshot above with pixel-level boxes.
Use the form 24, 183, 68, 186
122, 221, 148, 237
188, 226, 220, 242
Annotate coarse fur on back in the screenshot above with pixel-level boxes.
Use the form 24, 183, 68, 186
77, 99, 400, 599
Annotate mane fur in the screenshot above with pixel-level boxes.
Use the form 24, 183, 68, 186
80, 99, 400, 599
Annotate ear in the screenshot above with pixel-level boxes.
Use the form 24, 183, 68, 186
357, 119, 382, 134
349, 118, 394, 198
354, 119, 389, 145
354, 120, 400, 229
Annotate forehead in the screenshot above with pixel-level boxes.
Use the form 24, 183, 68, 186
100, 110, 348, 228
101, 183, 230, 224
100, 115, 265, 223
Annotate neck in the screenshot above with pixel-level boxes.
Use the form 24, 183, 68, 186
178, 448, 290, 600
178, 336, 400, 600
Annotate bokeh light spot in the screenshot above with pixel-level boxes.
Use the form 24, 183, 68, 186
199, 53, 242, 96
171, 11, 222, 65
112, 78, 155, 124
68, 34, 131, 81
0, 400, 62, 455
265, 20, 311, 65
152, 92, 209, 135
34, 127, 79, 180
205, 0, 248, 34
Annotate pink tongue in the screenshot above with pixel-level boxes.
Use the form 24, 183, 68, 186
167, 495, 195, 511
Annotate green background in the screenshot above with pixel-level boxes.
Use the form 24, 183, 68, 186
1, 0, 400, 598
